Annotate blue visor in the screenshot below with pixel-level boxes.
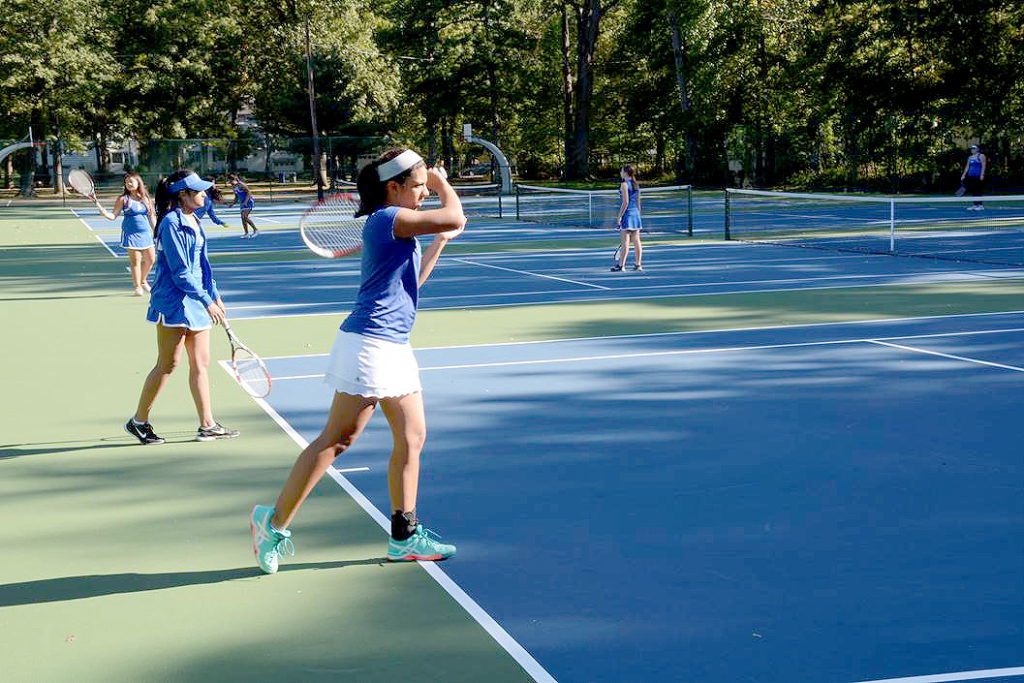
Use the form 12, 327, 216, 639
168, 172, 213, 194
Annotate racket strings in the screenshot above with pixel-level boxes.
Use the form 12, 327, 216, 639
300, 194, 364, 258
233, 350, 270, 397
68, 170, 94, 196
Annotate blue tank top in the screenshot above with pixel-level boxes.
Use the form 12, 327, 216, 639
622, 182, 640, 212
340, 206, 421, 344
966, 154, 983, 178
121, 197, 150, 233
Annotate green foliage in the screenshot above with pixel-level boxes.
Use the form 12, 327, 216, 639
0, 0, 1020, 189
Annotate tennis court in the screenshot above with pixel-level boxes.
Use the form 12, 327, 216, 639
2, 191, 1023, 683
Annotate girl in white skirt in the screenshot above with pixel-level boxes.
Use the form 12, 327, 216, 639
250, 147, 466, 572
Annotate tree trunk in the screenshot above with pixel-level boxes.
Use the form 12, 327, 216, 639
53, 135, 64, 194
568, 0, 604, 180
18, 147, 35, 197
561, 5, 575, 180
667, 5, 696, 180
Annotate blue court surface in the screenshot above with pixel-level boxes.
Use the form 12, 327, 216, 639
247, 311, 1024, 683
70, 199, 1024, 682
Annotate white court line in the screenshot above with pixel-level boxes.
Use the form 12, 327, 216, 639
215, 360, 558, 683
253, 309, 1024, 361
850, 665, 1024, 683
71, 207, 120, 258
235, 275, 1024, 319
93, 232, 120, 258
452, 256, 610, 290
869, 340, 1024, 372
70, 207, 94, 231
251, 215, 283, 224
265, 326, 1024, 380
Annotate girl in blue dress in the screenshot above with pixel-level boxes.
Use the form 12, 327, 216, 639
124, 170, 240, 446
611, 164, 644, 272
93, 172, 157, 295
227, 174, 258, 238
960, 144, 987, 211
250, 147, 465, 573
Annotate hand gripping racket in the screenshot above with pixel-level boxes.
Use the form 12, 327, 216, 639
223, 320, 272, 398
68, 169, 96, 198
299, 192, 365, 258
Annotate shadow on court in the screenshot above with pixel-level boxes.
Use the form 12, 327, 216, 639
0, 559, 386, 607
0, 433, 226, 459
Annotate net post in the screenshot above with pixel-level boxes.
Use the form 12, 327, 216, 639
686, 185, 693, 236
588, 194, 593, 227
497, 190, 502, 219
889, 200, 896, 253
724, 190, 731, 240
515, 184, 520, 220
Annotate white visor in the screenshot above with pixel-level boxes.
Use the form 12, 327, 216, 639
377, 150, 424, 181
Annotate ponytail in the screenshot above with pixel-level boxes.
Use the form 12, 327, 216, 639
154, 169, 192, 236
355, 147, 422, 217
622, 164, 639, 192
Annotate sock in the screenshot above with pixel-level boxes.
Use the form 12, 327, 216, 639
132, 418, 147, 426
391, 510, 417, 541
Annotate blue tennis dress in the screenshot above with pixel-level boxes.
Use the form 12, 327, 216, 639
121, 198, 154, 249
620, 183, 642, 230
233, 185, 255, 210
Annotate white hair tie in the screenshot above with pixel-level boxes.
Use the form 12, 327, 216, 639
377, 150, 424, 181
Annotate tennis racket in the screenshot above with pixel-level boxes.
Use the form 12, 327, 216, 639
68, 169, 95, 198
954, 185, 967, 197
223, 320, 272, 398
299, 192, 365, 258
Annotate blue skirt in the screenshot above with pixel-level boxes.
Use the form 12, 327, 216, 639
121, 214, 154, 249
620, 209, 642, 231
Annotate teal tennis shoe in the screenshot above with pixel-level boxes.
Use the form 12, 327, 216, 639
387, 524, 456, 562
250, 505, 293, 574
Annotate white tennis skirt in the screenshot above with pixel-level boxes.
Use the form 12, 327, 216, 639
324, 330, 422, 399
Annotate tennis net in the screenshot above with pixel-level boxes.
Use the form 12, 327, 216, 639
515, 184, 693, 234
724, 188, 1024, 266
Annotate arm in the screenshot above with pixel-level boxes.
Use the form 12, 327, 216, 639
160, 215, 216, 308
961, 160, 968, 181
980, 154, 987, 180
418, 223, 465, 288
393, 168, 465, 238
94, 195, 125, 221
207, 198, 226, 225
618, 182, 628, 222
145, 198, 157, 230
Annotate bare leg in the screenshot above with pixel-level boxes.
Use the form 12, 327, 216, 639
128, 249, 143, 292
134, 324, 187, 422
380, 392, 427, 514
183, 328, 215, 427
632, 230, 643, 267
617, 231, 629, 269
272, 392, 377, 529
140, 246, 155, 289
241, 209, 257, 235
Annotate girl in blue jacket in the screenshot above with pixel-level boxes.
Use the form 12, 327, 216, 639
124, 170, 240, 445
